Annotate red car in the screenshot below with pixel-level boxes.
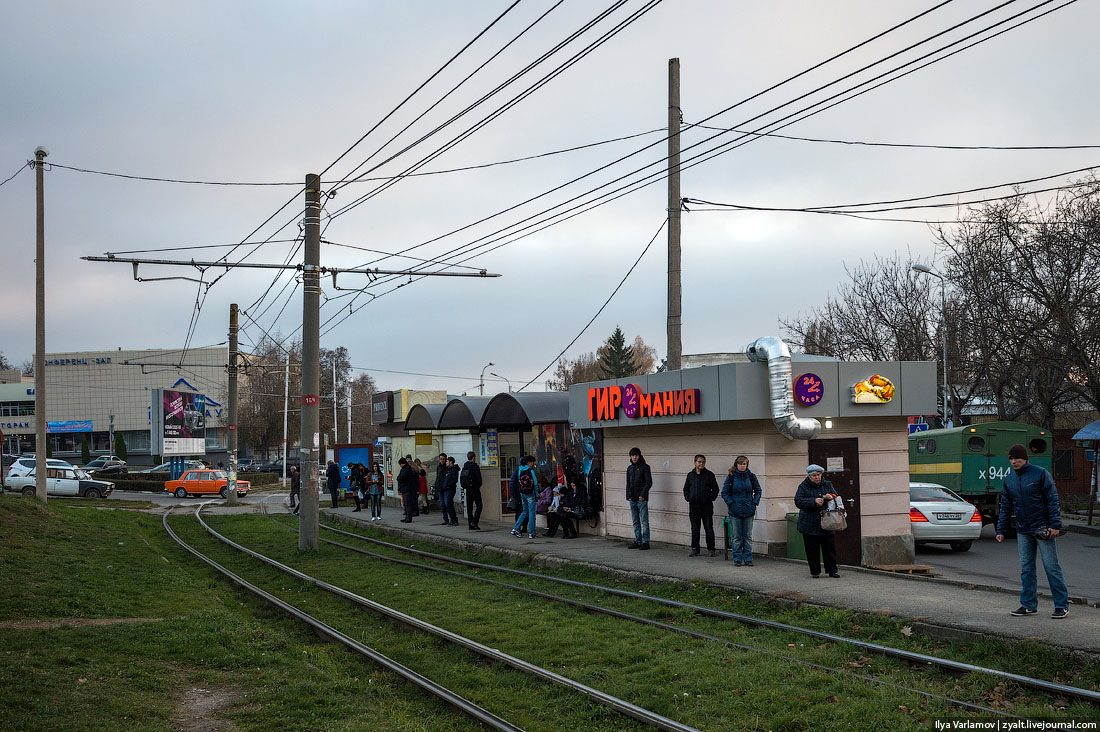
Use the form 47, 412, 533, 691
165, 469, 250, 499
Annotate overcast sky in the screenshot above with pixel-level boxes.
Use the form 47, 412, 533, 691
3, 1, 1098, 395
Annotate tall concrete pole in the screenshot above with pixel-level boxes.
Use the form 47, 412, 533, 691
282, 350, 289, 485
225, 303, 239, 506
299, 174, 321, 549
666, 59, 682, 372
332, 357, 338, 446
34, 146, 49, 502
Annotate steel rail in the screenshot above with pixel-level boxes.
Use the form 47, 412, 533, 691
196, 506, 702, 732
161, 507, 523, 732
317, 519, 1100, 706
257, 512, 1014, 719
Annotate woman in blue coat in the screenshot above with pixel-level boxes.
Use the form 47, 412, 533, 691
721, 456, 762, 566
794, 464, 840, 578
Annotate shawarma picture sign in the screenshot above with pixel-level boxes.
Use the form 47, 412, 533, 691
851, 374, 895, 404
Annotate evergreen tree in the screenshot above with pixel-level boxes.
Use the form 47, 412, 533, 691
114, 432, 128, 461
597, 326, 639, 379
81, 439, 91, 465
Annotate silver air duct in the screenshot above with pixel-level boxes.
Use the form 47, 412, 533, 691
745, 336, 821, 441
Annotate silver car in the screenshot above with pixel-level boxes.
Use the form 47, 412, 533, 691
8, 466, 114, 499
909, 481, 983, 552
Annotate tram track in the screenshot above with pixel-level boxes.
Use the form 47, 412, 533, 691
256, 510, 1015, 718
178, 505, 704, 732
307, 513, 1100, 708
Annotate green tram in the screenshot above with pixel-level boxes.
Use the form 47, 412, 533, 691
908, 421, 1052, 524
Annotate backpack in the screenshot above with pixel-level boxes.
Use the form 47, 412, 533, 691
518, 470, 535, 494
460, 466, 472, 490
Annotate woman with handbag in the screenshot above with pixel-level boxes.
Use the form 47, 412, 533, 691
794, 464, 842, 578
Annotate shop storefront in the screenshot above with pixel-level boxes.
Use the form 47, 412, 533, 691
568, 339, 937, 565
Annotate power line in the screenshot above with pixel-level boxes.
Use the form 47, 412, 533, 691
518, 217, 666, 392
0, 162, 28, 189
681, 123, 1100, 151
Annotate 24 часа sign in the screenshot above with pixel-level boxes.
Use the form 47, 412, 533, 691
587, 384, 700, 422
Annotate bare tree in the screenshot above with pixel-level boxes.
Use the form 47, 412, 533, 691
632, 335, 659, 375
239, 335, 301, 457
547, 352, 601, 391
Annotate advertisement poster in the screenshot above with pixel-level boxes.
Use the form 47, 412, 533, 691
529, 425, 604, 514
162, 389, 206, 455
480, 428, 499, 467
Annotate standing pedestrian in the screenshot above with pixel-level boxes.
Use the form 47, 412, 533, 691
440, 456, 460, 526
414, 458, 430, 515
721, 456, 762, 566
626, 447, 652, 550
396, 457, 418, 523
367, 461, 384, 520
461, 451, 483, 530
326, 460, 341, 509
288, 465, 300, 515
433, 453, 448, 514
511, 456, 539, 539
794, 464, 840, 578
683, 454, 720, 556
349, 462, 364, 512
997, 443, 1070, 619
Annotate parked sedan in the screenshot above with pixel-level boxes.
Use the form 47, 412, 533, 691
164, 469, 250, 499
8, 466, 114, 498
136, 461, 205, 474
909, 481, 983, 551
85, 456, 128, 476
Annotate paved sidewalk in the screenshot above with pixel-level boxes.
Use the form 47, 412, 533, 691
323, 506, 1100, 657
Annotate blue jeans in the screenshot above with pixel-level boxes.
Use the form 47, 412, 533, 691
513, 493, 537, 534
441, 489, 457, 524
729, 515, 754, 563
1017, 533, 1069, 610
629, 499, 650, 544
369, 493, 382, 518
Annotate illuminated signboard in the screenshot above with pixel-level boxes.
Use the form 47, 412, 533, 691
587, 384, 700, 421
794, 373, 824, 406
851, 374, 895, 404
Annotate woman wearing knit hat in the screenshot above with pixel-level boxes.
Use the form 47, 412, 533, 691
794, 464, 841, 578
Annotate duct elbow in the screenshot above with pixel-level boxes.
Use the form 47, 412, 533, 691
745, 337, 822, 441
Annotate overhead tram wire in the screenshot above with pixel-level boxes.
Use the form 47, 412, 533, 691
325, 0, 659, 217
327, 0, 959, 269
316, 2, 1067, 336
517, 217, 666, 392
328, 0, 570, 192
0, 162, 28, 189
173, 2, 526, 363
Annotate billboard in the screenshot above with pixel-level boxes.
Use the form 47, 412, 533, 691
151, 388, 207, 456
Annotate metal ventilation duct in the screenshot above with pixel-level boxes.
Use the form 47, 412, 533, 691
745, 337, 821, 441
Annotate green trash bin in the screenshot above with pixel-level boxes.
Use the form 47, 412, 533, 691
786, 512, 806, 561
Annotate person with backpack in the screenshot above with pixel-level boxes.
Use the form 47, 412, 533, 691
626, 447, 653, 550
460, 451, 483, 530
511, 456, 539, 539
440, 456, 460, 526
721, 456, 762, 566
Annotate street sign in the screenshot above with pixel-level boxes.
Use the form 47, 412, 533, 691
908, 423, 929, 434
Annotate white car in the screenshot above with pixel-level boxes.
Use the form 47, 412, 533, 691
8, 466, 114, 499
136, 460, 205, 474
909, 481, 983, 552
7, 457, 76, 479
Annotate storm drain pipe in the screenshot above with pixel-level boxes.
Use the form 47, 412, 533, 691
745, 337, 821, 441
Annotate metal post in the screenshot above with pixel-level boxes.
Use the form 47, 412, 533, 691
34, 146, 48, 502
346, 383, 352, 443
299, 174, 321, 549
226, 303, 239, 505
1089, 442, 1097, 527
333, 357, 338, 447
282, 350, 289, 484
939, 283, 949, 426
666, 58, 682, 372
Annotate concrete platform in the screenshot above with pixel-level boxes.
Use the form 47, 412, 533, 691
323, 506, 1100, 658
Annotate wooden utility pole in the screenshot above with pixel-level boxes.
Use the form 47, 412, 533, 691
34, 146, 48, 501
666, 59, 682, 372
299, 174, 322, 549
226, 303, 239, 506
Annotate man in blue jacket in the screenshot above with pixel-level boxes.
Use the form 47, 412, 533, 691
996, 443, 1070, 619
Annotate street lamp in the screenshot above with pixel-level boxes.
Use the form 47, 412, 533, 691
490, 372, 512, 392
912, 262, 949, 426
479, 362, 495, 396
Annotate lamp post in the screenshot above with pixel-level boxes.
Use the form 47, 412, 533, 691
912, 263, 949, 426
490, 372, 512, 392
479, 362, 495, 396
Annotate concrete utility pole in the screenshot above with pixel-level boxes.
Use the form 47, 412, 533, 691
666, 59, 682, 372
346, 383, 352, 443
282, 350, 289, 485
34, 146, 48, 502
332, 358, 338, 447
299, 174, 322, 550
226, 303, 239, 506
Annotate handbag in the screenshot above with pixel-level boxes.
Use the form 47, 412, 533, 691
820, 509, 847, 532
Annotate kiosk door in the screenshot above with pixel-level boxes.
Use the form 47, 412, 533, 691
808, 438, 862, 566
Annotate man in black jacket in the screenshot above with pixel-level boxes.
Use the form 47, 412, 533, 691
397, 457, 419, 523
433, 453, 448, 505
461, 451, 484, 530
325, 460, 341, 509
683, 454, 720, 556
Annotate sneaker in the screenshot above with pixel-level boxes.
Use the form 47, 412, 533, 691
744, 561, 753, 567
510, 529, 521, 537
1051, 607, 1069, 619
689, 548, 700, 557
528, 533, 536, 539
734, 561, 744, 567
638, 542, 650, 550
627, 542, 641, 549
1010, 606, 1037, 616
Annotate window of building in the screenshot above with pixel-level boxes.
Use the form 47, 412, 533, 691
1053, 449, 1074, 479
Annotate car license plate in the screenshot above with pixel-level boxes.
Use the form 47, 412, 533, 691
936, 512, 962, 521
